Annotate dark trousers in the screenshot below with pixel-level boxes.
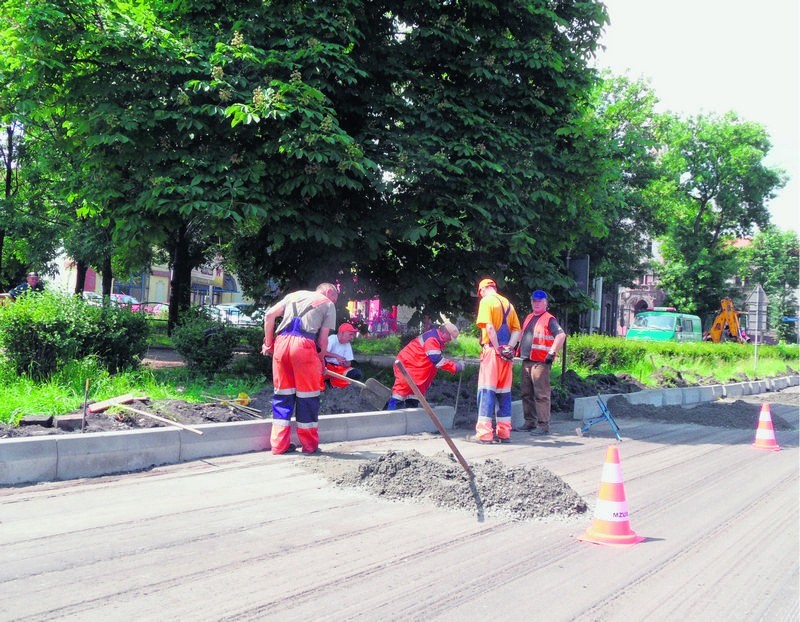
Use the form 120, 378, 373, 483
521, 359, 552, 429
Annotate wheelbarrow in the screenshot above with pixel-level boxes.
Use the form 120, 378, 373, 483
324, 369, 392, 411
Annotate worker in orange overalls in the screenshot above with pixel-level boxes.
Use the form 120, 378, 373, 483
466, 278, 521, 444
262, 283, 338, 455
388, 323, 463, 409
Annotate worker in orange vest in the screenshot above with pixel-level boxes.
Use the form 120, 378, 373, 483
517, 289, 566, 435
388, 323, 463, 410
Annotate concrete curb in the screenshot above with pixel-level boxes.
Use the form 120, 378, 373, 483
0, 406, 454, 487
572, 375, 799, 422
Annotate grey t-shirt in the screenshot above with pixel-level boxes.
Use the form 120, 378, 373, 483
274, 290, 336, 336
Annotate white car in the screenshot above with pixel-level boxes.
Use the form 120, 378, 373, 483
211, 303, 260, 326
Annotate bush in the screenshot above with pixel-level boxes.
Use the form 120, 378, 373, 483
0, 292, 150, 379
567, 335, 647, 370
171, 311, 240, 375
77, 304, 150, 373
239, 326, 273, 378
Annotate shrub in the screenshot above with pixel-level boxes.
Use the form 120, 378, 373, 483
567, 335, 648, 370
171, 312, 240, 375
239, 326, 273, 378
77, 304, 150, 373
0, 292, 150, 379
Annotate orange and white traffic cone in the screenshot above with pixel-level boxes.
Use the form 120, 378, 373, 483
578, 445, 644, 547
752, 403, 781, 452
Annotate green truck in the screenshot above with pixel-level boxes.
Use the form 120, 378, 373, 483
625, 308, 703, 342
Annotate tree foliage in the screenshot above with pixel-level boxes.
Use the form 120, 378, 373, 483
2, 0, 790, 333
567, 73, 662, 288
738, 227, 799, 342
653, 112, 786, 314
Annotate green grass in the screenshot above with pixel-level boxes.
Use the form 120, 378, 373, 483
0, 334, 796, 425
0, 357, 266, 424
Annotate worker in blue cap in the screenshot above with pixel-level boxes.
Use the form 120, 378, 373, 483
517, 290, 566, 435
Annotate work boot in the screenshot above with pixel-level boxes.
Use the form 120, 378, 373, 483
530, 428, 549, 436
521, 421, 536, 431
465, 434, 499, 445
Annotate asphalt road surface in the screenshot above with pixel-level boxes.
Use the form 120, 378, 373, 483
1, 389, 797, 621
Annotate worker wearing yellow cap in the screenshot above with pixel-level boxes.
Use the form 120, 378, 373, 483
466, 278, 521, 444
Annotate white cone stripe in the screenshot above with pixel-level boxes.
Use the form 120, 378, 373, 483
594, 499, 632, 522
755, 429, 776, 439
601, 463, 624, 483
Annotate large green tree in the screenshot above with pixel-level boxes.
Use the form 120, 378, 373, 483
566, 74, 663, 289
653, 112, 786, 314
738, 227, 799, 343
215, 0, 609, 317
2, 0, 610, 323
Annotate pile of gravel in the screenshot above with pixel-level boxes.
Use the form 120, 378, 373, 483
322, 450, 588, 522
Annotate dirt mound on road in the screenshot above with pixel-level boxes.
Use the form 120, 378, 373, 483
307, 449, 589, 522
607, 395, 795, 430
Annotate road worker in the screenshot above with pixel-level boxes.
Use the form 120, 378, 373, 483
466, 277, 521, 444
262, 283, 338, 454
324, 322, 363, 388
388, 323, 463, 410
518, 289, 566, 435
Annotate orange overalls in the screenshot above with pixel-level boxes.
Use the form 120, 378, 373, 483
475, 295, 518, 441
388, 329, 457, 409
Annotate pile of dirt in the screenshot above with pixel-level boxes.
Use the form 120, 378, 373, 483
305, 449, 588, 522
606, 395, 795, 430
2, 367, 797, 438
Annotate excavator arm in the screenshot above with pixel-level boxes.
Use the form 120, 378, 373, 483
706, 298, 749, 343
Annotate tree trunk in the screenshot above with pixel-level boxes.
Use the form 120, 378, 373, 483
1, 125, 13, 287
74, 260, 88, 294
0, 228, 5, 290
101, 256, 113, 297
167, 222, 194, 334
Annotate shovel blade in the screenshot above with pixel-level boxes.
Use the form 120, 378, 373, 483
362, 378, 391, 410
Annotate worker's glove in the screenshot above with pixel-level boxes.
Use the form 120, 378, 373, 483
454, 361, 465, 373
544, 352, 555, 364
498, 345, 515, 361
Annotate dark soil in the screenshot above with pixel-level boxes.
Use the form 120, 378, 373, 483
2, 363, 796, 437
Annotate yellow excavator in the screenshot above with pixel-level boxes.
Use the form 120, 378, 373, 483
704, 298, 750, 343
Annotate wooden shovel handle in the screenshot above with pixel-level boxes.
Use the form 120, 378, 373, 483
394, 360, 474, 479
115, 404, 203, 435
324, 368, 368, 389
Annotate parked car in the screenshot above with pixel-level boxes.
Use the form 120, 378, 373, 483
626, 309, 703, 342
212, 303, 260, 326
110, 293, 142, 312
81, 291, 104, 306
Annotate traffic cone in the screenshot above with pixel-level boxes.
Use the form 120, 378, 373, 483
578, 445, 644, 547
752, 403, 781, 451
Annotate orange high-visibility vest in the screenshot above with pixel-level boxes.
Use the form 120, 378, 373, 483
520, 312, 555, 362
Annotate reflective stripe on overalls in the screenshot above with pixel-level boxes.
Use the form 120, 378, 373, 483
271, 305, 322, 454
476, 299, 513, 441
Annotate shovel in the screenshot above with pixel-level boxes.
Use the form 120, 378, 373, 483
394, 360, 474, 479
325, 369, 391, 411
